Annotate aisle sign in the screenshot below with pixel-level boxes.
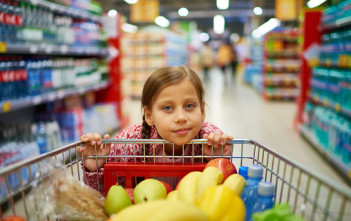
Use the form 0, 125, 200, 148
275, 0, 303, 21
130, 0, 159, 23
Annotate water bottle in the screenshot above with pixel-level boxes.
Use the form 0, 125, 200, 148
252, 182, 275, 217
35, 122, 48, 154
239, 166, 249, 180
241, 164, 263, 221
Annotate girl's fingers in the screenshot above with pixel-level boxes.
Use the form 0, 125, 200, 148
212, 133, 221, 148
207, 133, 214, 146
219, 134, 227, 146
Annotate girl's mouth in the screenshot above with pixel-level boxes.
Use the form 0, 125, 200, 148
174, 129, 189, 135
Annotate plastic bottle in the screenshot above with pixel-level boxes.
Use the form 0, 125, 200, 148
241, 164, 264, 221
34, 122, 48, 154
239, 166, 249, 180
252, 182, 275, 217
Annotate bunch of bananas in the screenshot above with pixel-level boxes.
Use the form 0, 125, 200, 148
168, 167, 246, 221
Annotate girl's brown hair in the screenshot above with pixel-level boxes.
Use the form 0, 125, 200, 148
141, 66, 205, 147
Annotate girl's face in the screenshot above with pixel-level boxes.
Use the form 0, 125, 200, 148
144, 79, 205, 146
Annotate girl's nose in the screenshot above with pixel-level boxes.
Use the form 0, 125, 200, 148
175, 109, 187, 123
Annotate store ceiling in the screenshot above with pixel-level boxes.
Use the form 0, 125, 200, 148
97, 0, 276, 36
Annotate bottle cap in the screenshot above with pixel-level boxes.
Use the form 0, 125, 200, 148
238, 166, 248, 179
258, 182, 275, 196
248, 164, 263, 179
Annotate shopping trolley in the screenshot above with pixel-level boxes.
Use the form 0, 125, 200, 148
0, 139, 350, 221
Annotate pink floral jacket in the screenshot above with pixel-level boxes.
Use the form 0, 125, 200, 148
83, 122, 222, 195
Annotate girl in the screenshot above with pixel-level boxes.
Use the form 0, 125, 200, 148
79, 66, 233, 194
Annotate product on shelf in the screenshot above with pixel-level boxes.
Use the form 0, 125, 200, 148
298, 1, 351, 182
261, 29, 300, 100
121, 27, 188, 98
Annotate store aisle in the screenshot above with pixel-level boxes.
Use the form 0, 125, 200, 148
126, 67, 349, 187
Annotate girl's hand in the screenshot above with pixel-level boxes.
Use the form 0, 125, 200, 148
77, 133, 111, 171
203, 133, 233, 161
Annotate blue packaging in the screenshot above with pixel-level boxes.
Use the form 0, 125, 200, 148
241, 164, 264, 221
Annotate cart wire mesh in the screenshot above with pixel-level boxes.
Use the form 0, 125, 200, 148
0, 139, 350, 221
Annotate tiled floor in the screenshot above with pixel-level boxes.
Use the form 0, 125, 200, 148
125, 67, 350, 189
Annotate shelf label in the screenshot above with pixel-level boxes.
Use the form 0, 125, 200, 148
2, 101, 11, 113
0, 42, 6, 53
335, 103, 341, 112
33, 96, 41, 105
29, 45, 38, 53
60, 45, 68, 54
323, 99, 328, 106
48, 92, 56, 101
284, 78, 291, 85
313, 94, 318, 101
57, 90, 65, 99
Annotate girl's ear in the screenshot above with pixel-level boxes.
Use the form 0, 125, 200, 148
201, 103, 205, 122
144, 107, 154, 126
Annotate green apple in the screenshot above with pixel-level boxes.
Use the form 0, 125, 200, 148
104, 185, 132, 216
133, 179, 167, 204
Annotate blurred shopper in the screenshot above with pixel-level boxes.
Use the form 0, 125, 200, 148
230, 41, 238, 78
216, 41, 233, 74
200, 42, 215, 81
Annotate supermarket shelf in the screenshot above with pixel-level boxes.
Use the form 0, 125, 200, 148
0, 81, 110, 114
321, 16, 351, 32
2, 43, 108, 56
264, 76, 298, 86
309, 94, 351, 118
26, 0, 101, 22
299, 125, 351, 183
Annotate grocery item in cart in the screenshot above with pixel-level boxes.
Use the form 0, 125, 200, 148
39, 166, 107, 220
241, 165, 264, 221
252, 182, 275, 217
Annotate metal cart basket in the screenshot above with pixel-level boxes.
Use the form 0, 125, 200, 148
0, 139, 350, 221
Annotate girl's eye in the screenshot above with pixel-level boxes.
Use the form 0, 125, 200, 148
162, 106, 172, 111
185, 104, 195, 109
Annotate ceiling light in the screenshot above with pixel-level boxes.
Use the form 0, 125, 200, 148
108, 9, 118, 17
214, 15, 225, 34
252, 18, 280, 39
124, 0, 138, 4
200, 32, 210, 42
178, 7, 189, 16
217, 0, 229, 10
122, 23, 138, 33
155, 16, 170, 28
253, 7, 263, 15
307, 0, 327, 8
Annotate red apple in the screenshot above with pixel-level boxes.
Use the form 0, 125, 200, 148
125, 188, 134, 204
160, 181, 173, 194
205, 158, 237, 181
2, 216, 26, 221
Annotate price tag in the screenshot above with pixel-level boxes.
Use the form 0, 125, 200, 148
29, 45, 38, 53
48, 92, 56, 101
78, 88, 85, 94
60, 45, 68, 54
0, 42, 6, 53
266, 78, 272, 85
33, 96, 41, 105
2, 101, 11, 113
313, 94, 318, 101
57, 90, 65, 99
335, 103, 341, 112
284, 78, 291, 85
323, 99, 328, 106
45, 45, 53, 54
